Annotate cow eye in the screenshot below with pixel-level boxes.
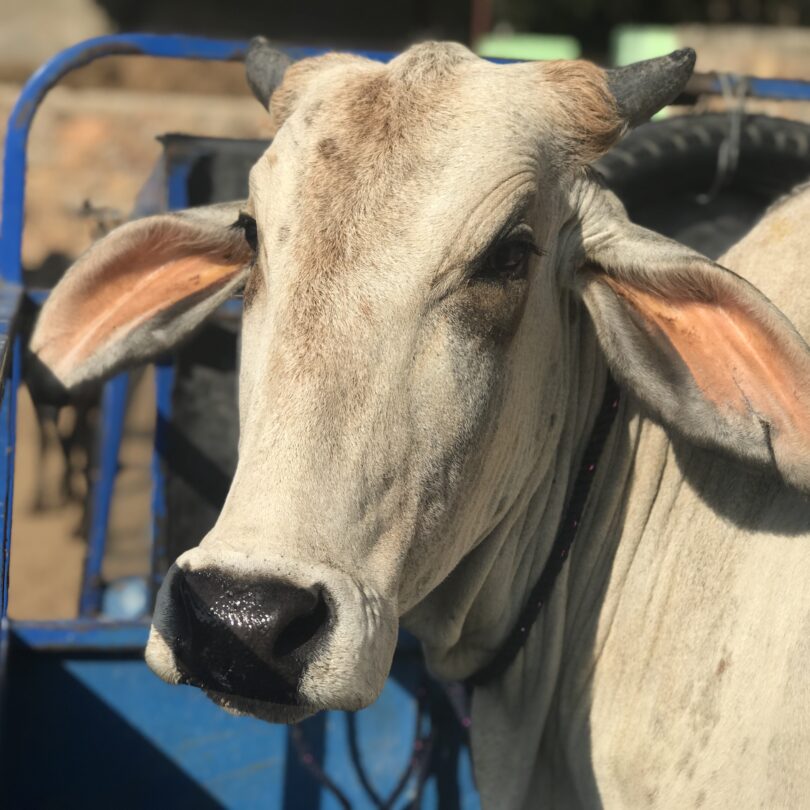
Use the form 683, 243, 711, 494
234, 213, 258, 252
477, 236, 541, 282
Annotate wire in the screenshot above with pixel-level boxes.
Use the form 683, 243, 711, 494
698, 72, 748, 203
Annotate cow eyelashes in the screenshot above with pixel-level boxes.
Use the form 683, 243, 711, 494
234, 212, 258, 253
474, 233, 544, 283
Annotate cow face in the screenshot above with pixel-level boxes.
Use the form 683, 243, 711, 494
159, 45, 621, 720
31, 43, 810, 722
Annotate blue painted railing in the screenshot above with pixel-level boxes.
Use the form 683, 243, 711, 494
0, 33, 395, 290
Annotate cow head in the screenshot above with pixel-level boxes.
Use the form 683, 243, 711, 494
30, 42, 810, 722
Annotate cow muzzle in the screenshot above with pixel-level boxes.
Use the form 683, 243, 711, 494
171, 568, 332, 703
146, 547, 399, 721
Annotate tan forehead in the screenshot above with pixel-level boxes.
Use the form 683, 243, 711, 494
250, 44, 618, 280
257, 48, 484, 274
260, 44, 619, 198
269, 43, 480, 135
259, 45, 532, 213
271, 53, 492, 184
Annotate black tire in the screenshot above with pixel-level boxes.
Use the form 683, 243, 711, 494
596, 113, 810, 258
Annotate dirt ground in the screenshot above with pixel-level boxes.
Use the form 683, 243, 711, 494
9, 373, 156, 618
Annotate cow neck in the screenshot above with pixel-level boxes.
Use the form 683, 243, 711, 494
465, 373, 621, 688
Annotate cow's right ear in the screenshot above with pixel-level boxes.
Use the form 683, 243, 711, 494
574, 183, 810, 493
29, 201, 254, 399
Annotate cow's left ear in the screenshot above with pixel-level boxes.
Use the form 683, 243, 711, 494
576, 187, 810, 493
29, 201, 254, 399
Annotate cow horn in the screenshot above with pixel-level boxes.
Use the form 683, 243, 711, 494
245, 36, 292, 110
606, 48, 696, 128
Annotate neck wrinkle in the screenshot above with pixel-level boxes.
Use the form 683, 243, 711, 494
467, 318, 644, 810
407, 298, 614, 683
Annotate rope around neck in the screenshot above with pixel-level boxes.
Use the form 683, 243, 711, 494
466, 375, 621, 688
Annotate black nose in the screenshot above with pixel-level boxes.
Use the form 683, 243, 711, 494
171, 568, 331, 704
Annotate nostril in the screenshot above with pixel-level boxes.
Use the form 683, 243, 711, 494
273, 589, 330, 658
168, 569, 334, 703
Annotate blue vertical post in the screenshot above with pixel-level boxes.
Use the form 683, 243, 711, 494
0, 330, 22, 620
148, 150, 192, 594
78, 372, 129, 616
0, 302, 22, 622
0, 325, 22, 711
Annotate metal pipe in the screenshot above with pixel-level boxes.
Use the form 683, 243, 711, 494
0, 33, 395, 288
79, 373, 129, 616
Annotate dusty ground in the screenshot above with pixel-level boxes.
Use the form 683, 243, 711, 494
9, 373, 156, 618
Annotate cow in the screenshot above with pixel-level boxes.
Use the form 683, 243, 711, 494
29, 40, 810, 808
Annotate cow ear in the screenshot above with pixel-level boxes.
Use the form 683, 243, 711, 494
577, 189, 810, 493
29, 202, 253, 398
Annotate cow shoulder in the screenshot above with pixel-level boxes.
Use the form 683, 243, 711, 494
720, 182, 810, 341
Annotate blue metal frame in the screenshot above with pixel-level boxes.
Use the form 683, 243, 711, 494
11, 619, 149, 651
0, 287, 21, 612
79, 372, 130, 615
147, 135, 194, 598
0, 286, 23, 695
0, 33, 395, 289
742, 76, 810, 100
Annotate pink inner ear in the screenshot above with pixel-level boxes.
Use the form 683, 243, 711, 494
604, 276, 810, 439
38, 248, 243, 381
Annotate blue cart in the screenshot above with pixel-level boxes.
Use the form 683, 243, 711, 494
2, 33, 810, 809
